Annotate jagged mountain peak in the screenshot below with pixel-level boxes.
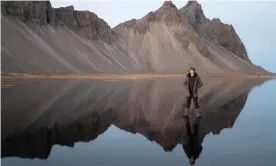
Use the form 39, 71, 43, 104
178, 1, 249, 60
131, 0, 183, 26
114, 1, 184, 34
59, 5, 74, 10
186, 0, 201, 7
162, 1, 177, 8
184, 0, 204, 13
179, 0, 206, 26
156, 1, 181, 21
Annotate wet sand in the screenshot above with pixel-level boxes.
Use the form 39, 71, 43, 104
1, 73, 274, 89
1, 72, 275, 80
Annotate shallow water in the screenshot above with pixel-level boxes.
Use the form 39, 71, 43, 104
1, 78, 276, 166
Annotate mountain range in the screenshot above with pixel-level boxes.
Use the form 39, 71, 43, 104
1, 1, 269, 74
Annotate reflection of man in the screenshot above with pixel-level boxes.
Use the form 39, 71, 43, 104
184, 67, 203, 118
182, 117, 202, 165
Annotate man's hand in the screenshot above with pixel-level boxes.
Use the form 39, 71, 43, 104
184, 77, 189, 91
198, 77, 203, 88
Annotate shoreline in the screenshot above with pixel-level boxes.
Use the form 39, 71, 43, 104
1, 72, 275, 80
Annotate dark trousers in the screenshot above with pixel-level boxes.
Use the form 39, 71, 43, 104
186, 95, 199, 109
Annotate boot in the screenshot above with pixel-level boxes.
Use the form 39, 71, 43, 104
195, 108, 201, 118
183, 108, 189, 118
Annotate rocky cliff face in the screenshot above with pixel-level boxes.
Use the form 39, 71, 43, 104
54, 5, 117, 43
179, 1, 249, 61
1, 1, 54, 24
1, 1, 116, 43
1, 0, 266, 74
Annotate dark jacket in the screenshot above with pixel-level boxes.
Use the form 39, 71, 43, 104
184, 72, 203, 97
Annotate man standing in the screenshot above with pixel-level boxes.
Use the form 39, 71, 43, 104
183, 67, 203, 118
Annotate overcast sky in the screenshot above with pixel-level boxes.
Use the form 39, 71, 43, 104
51, 0, 276, 72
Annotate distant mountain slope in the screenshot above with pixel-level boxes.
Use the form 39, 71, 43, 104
1, 1, 268, 74
1, 1, 142, 74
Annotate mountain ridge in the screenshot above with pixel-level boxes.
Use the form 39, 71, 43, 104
1, 0, 269, 74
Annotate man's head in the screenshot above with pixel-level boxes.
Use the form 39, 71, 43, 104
189, 67, 196, 76
189, 156, 195, 165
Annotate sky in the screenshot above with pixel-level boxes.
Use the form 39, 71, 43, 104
51, 0, 276, 72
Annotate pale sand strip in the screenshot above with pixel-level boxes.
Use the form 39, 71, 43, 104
1, 72, 275, 80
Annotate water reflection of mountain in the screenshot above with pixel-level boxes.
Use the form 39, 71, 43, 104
1, 78, 267, 159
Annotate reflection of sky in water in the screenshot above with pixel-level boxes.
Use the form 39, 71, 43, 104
2, 80, 276, 166
51, 1, 276, 72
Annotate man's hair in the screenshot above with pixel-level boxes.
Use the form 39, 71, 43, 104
189, 67, 196, 71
